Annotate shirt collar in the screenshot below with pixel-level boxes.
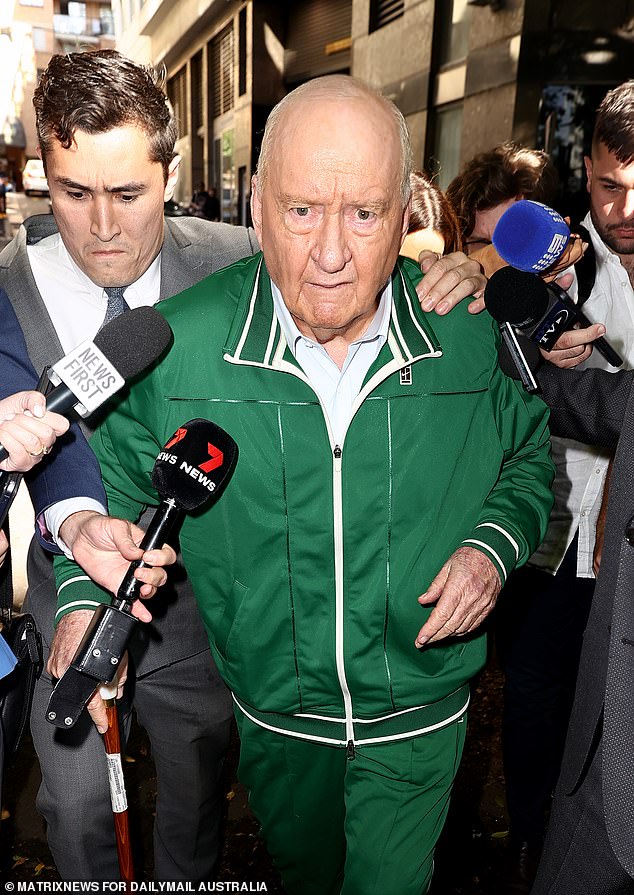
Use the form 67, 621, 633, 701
52, 231, 162, 303
583, 211, 623, 267
271, 278, 393, 359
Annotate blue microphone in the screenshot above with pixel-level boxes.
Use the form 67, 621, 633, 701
493, 200, 570, 273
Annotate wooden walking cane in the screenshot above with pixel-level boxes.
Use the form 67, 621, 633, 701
100, 679, 135, 887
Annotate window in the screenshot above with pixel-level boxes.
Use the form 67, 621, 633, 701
59, 0, 86, 14
210, 24, 234, 119
100, 8, 115, 35
369, 0, 404, 33
167, 67, 188, 137
430, 104, 463, 190
437, 0, 470, 66
32, 27, 47, 51
538, 83, 607, 219
238, 6, 247, 97
191, 51, 203, 134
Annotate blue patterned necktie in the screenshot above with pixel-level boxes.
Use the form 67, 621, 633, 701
101, 286, 130, 329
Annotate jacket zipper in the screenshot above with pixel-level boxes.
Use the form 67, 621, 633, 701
332, 442, 355, 759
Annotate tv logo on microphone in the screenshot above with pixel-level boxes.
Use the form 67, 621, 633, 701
533, 308, 572, 349
157, 439, 224, 492
51, 339, 125, 414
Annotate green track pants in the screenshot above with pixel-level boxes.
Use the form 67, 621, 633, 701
236, 712, 467, 895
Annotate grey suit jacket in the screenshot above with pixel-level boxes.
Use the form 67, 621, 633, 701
539, 364, 634, 875
0, 214, 259, 674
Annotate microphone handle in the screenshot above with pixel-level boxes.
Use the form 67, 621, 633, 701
115, 497, 184, 613
500, 323, 539, 393
0, 367, 60, 464
0, 382, 86, 463
574, 308, 623, 368
553, 285, 624, 368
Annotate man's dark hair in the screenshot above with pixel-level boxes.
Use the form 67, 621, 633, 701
446, 142, 559, 242
34, 50, 178, 181
593, 80, 634, 165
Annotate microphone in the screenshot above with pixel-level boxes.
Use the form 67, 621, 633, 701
485, 267, 623, 368
498, 323, 539, 392
492, 200, 571, 273
46, 418, 239, 729
115, 418, 239, 612
0, 306, 172, 463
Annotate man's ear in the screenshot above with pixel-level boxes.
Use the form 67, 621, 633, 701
584, 155, 593, 195
164, 155, 181, 201
251, 174, 263, 241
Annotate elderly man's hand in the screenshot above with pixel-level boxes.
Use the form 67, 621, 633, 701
60, 511, 177, 622
416, 251, 487, 316
47, 610, 128, 734
415, 546, 501, 646
0, 390, 70, 473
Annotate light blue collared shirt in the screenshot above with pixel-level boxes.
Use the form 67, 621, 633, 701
271, 280, 392, 445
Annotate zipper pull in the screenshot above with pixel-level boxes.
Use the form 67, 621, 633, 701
346, 739, 356, 761
333, 445, 342, 459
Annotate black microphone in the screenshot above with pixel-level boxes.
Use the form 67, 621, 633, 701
115, 418, 239, 612
485, 267, 623, 368
46, 418, 239, 729
0, 306, 172, 463
498, 323, 540, 392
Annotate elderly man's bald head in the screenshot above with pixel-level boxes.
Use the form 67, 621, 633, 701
256, 75, 413, 207
250, 73, 412, 353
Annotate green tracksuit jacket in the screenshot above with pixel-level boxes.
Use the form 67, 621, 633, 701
55, 253, 554, 749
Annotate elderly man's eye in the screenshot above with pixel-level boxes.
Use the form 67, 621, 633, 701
357, 209, 374, 221
294, 207, 310, 217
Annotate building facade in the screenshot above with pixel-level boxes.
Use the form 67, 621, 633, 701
0, 0, 114, 187
113, 0, 634, 222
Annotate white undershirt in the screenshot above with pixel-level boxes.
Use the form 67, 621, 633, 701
27, 231, 161, 353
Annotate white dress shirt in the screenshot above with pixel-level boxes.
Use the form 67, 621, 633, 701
27, 232, 162, 548
28, 232, 161, 352
529, 212, 634, 576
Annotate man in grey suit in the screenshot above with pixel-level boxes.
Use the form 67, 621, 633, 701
531, 364, 634, 895
529, 82, 634, 895
0, 50, 257, 881
3, 49, 484, 882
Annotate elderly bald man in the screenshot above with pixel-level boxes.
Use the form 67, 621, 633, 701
54, 76, 554, 895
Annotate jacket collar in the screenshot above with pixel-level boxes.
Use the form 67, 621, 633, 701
223, 254, 442, 372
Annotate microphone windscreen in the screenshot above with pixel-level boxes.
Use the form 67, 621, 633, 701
152, 418, 239, 511
493, 200, 570, 273
484, 266, 550, 326
93, 306, 172, 380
